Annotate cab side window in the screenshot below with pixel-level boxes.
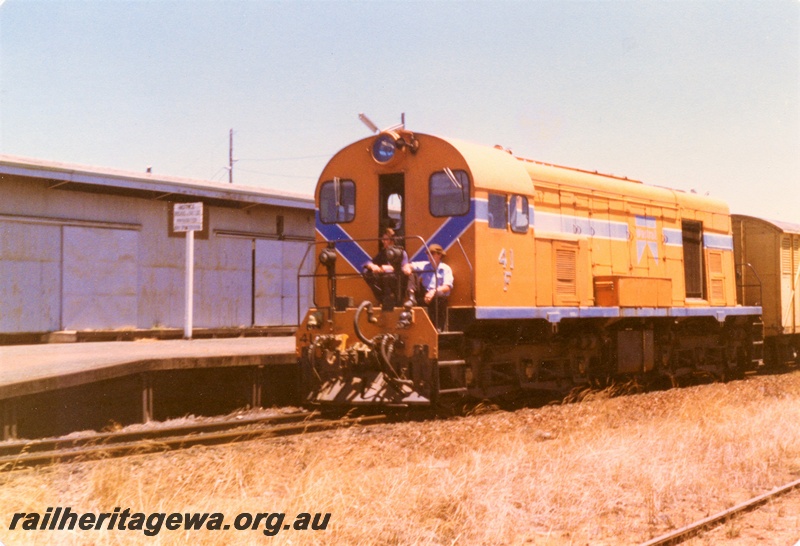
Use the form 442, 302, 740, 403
430, 170, 470, 217
488, 193, 507, 229
509, 194, 529, 233
319, 179, 355, 223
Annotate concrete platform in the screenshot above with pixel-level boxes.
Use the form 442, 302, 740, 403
0, 337, 296, 400
0, 337, 299, 440
0, 326, 296, 346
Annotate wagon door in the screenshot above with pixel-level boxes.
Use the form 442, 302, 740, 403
781, 234, 800, 334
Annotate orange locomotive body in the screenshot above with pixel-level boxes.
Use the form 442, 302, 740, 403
297, 127, 762, 406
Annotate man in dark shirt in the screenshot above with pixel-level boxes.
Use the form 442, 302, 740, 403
363, 227, 409, 308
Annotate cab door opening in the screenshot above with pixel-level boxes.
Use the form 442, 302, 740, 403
379, 173, 405, 237
682, 220, 706, 299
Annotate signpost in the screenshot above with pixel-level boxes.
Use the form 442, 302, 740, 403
174, 203, 203, 339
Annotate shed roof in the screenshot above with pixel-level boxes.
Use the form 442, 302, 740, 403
0, 154, 315, 211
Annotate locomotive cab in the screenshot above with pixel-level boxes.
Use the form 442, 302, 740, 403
297, 128, 490, 406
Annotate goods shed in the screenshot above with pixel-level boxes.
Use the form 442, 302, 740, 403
0, 155, 315, 340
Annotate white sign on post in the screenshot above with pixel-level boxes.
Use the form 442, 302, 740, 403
173, 202, 204, 232
174, 203, 203, 339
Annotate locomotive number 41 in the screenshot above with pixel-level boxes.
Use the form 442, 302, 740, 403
498, 248, 514, 291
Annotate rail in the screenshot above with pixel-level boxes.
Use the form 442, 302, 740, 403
0, 412, 387, 472
640, 477, 800, 545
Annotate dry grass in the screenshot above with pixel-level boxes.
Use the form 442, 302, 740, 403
2, 372, 800, 545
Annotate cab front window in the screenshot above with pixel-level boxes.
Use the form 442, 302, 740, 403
430, 169, 470, 217
319, 179, 356, 223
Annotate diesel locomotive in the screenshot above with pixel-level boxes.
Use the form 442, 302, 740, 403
296, 123, 773, 407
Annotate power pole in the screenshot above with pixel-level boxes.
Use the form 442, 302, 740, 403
228, 128, 234, 184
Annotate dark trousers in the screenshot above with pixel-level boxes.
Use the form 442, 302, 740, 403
423, 295, 448, 332
407, 273, 448, 331
364, 271, 408, 309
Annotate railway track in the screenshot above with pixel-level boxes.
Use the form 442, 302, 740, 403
641, 477, 800, 545
0, 411, 387, 471
0, 366, 787, 474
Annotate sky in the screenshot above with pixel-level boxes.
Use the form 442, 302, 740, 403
0, 1, 798, 223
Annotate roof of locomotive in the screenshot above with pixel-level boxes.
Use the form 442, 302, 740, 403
440, 135, 730, 216
516, 155, 731, 215
732, 214, 800, 235
319, 133, 536, 196
438, 136, 535, 195
323, 132, 732, 217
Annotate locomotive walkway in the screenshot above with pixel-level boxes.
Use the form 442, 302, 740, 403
0, 337, 297, 440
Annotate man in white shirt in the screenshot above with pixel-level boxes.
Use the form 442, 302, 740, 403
402, 243, 453, 331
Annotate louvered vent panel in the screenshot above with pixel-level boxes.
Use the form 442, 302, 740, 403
782, 236, 792, 274
707, 249, 725, 304
794, 238, 800, 275
556, 248, 577, 296
710, 253, 723, 274
710, 279, 725, 302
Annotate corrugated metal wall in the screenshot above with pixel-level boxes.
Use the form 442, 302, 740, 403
0, 220, 61, 332
62, 226, 139, 329
0, 175, 313, 333
254, 239, 313, 326
194, 236, 252, 328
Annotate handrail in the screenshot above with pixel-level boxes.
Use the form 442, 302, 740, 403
296, 236, 407, 320
296, 241, 316, 325
295, 234, 473, 325
735, 262, 763, 307
453, 237, 475, 304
